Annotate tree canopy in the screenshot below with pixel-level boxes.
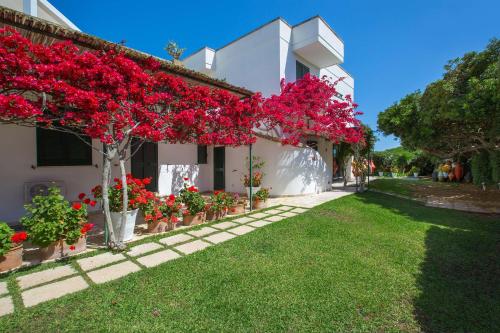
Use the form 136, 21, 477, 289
377, 39, 500, 158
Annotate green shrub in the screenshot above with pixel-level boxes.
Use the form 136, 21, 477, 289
471, 151, 491, 185
490, 151, 500, 183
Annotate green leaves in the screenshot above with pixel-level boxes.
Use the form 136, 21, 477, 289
0, 222, 14, 256
21, 187, 87, 247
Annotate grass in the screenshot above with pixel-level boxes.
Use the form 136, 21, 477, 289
1, 192, 499, 332
369, 178, 420, 196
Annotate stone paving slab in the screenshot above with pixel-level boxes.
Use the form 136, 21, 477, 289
212, 221, 238, 230
290, 208, 308, 213
159, 233, 194, 246
127, 242, 163, 257
0, 296, 14, 317
264, 209, 283, 215
248, 220, 273, 228
228, 225, 255, 236
233, 216, 255, 224
77, 252, 127, 271
87, 261, 141, 284
275, 206, 294, 211
136, 249, 181, 268
17, 265, 77, 290
249, 213, 270, 219
187, 227, 218, 238
175, 240, 211, 255
263, 215, 286, 222
21, 276, 88, 308
0, 281, 7, 295
279, 211, 298, 218
204, 232, 237, 244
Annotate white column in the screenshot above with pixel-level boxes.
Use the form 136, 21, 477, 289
23, 0, 38, 17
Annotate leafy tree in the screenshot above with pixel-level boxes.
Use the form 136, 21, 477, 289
378, 39, 500, 159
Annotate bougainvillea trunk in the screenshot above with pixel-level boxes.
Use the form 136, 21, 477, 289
102, 148, 117, 246
119, 158, 128, 245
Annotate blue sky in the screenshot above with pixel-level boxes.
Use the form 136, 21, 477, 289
51, 0, 499, 151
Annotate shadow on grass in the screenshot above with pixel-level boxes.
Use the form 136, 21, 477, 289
356, 192, 500, 333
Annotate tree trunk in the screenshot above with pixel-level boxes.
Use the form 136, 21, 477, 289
102, 147, 117, 247
118, 157, 128, 246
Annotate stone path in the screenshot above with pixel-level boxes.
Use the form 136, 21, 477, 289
0, 190, 353, 317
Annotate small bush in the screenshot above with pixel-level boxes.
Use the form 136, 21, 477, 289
471, 151, 491, 185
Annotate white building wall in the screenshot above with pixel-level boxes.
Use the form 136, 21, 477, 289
212, 20, 282, 96
0, 125, 127, 223
225, 137, 332, 196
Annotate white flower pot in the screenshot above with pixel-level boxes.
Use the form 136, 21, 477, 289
110, 209, 138, 242
246, 186, 261, 198
413, 173, 419, 178
378, 172, 384, 177
391, 172, 397, 178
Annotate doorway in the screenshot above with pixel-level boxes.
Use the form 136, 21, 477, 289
131, 139, 158, 192
213, 146, 225, 190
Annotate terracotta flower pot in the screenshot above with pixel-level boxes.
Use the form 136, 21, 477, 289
0, 245, 23, 273
38, 236, 87, 261
228, 203, 245, 215
147, 220, 174, 234
206, 210, 223, 221
183, 212, 206, 226
252, 199, 267, 210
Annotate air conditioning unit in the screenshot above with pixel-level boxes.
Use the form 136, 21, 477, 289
24, 181, 66, 203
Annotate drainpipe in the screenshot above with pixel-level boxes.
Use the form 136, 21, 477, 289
249, 144, 253, 211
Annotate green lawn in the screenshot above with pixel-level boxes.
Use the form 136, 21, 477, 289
1, 192, 499, 332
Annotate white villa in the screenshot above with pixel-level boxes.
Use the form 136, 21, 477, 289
0, 0, 355, 224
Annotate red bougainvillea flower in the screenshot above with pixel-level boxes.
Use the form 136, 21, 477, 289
78, 193, 86, 200
183, 177, 189, 181
72, 202, 82, 210
142, 178, 151, 185
69, 245, 76, 251
168, 194, 175, 201
11, 231, 28, 243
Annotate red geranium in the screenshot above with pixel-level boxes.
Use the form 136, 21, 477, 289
69, 245, 76, 251
89, 200, 97, 207
78, 193, 86, 200
11, 231, 28, 244
72, 202, 82, 210
84, 198, 91, 204
80, 223, 94, 234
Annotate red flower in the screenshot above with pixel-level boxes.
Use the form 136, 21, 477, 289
80, 223, 94, 234
142, 178, 151, 185
11, 231, 28, 244
187, 186, 198, 193
171, 216, 179, 223
78, 193, 86, 200
84, 198, 91, 204
214, 191, 220, 196
72, 202, 82, 210
168, 194, 175, 201
69, 245, 76, 251
231, 208, 236, 212
89, 200, 97, 207
183, 177, 189, 181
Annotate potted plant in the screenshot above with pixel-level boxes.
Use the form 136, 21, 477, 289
0, 223, 27, 272
142, 194, 182, 233
205, 191, 227, 221
243, 172, 263, 198
227, 193, 246, 215
91, 175, 153, 242
179, 180, 206, 226
243, 156, 265, 198
378, 170, 384, 177
253, 188, 270, 209
21, 187, 94, 261
390, 166, 399, 178
410, 166, 420, 178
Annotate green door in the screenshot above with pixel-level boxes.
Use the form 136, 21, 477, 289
213, 146, 225, 191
